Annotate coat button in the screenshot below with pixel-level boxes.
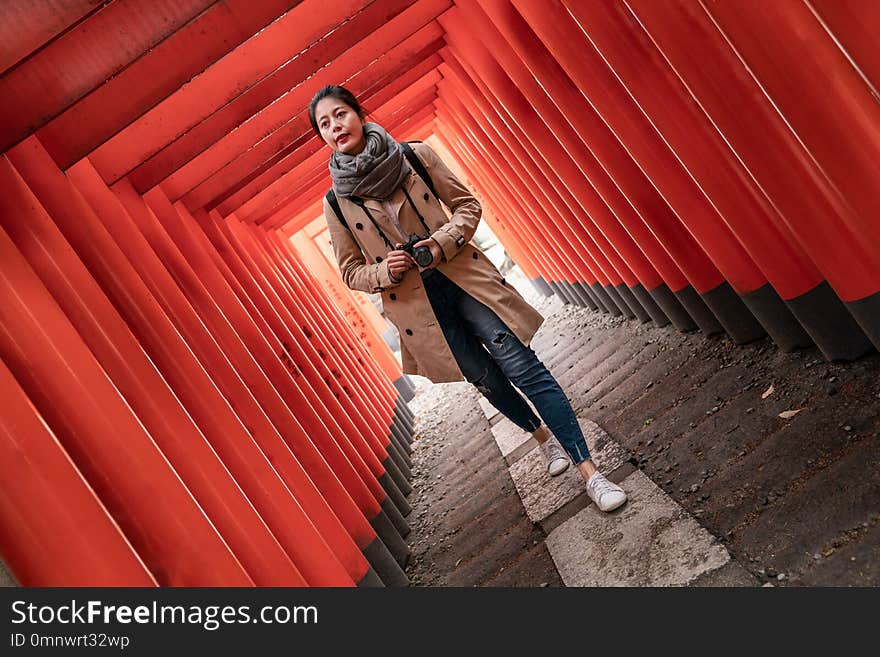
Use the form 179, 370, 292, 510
501, 277, 506, 285
355, 222, 363, 230
423, 193, 430, 201
376, 256, 383, 263
405, 329, 413, 336
472, 252, 478, 259
389, 293, 396, 300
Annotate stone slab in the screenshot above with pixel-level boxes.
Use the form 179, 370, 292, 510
545, 470, 730, 587
540, 463, 637, 535
504, 437, 539, 467
491, 416, 534, 458
478, 396, 501, 421
688, 561, 759, 587
507, 418, 631, 523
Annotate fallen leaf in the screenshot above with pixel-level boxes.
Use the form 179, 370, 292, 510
778, 408, 804, 419
761, 384, 775, 399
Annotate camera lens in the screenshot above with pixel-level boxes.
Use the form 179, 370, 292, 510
414, 247, 434, 267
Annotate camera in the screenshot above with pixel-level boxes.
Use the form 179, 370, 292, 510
400, 234, 434, 267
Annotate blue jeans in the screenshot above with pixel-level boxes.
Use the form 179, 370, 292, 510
421, 269, 591, 464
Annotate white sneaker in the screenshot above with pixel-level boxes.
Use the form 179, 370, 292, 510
539, 436, 570, 476
586, 472, 627, 512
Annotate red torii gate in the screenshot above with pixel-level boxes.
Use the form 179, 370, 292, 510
1, 0, 878, 588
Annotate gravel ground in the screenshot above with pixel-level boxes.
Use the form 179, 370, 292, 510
403, 271, 880, 587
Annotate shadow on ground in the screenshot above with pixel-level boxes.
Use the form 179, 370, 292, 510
404, 285, 880, 587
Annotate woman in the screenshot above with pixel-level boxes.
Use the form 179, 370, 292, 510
310, 85, 626, 513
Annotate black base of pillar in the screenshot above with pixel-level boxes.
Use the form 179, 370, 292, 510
786, 281, 875, 361
378, 472, 412, 531
560, 281, 588, 308
571, 283, 599, 310
530, 276, 555, 297
675, 285, 724, 335
650, 284, 697, 331
615, 284, 651, 323
845, 290, 880, 354
740, 283, 813, 352
556, 281, 578, 305
592, 283, 621, 316
631, 283, 670, 326
392, 375, 415, 403
362, 538, 408, 586
617, 284, 650, 322
391, 417, 414, 454
388, 422, 413, 461
396, 394, 414, 420
565, 283, 593, 308
562, 282, 583, 306
386, 438, 412, 476
394, 402, 414, 440
547, 281, 575, 305
605, 284, 635, 319
370, 507, 410, 569
585, 283, 611, 314
584, 283, 614, 315
380, 460, 412, 504
702, 282, 767, 344
355, 564, 385, 587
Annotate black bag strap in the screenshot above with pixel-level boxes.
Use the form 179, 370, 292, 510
325, 141, 438, 232
400, 141, 438, 201
325, 189, 348, 231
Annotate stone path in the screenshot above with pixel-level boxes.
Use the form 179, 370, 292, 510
406, 265, 879, 586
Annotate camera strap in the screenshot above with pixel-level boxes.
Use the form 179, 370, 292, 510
349, 197, 396, 250
349, 189, 433, 252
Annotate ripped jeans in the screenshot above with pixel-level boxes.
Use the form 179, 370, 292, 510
421, 269, 591, 464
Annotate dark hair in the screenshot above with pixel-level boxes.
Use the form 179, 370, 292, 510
308, 85, 366, 136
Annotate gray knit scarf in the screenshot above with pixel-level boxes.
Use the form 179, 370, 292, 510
328, 122, 410, 200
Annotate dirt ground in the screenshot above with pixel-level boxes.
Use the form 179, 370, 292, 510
403, 294, 880, 587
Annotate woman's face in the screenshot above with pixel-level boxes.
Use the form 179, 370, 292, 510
314, 97, 366, 155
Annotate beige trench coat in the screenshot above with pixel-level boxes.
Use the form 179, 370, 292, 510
323, 142, 544, 383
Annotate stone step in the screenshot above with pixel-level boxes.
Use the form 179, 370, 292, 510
477, 396, 501, 424
546, 469, 732, 587
496, 418, 630, 524
484, 404, 756, 587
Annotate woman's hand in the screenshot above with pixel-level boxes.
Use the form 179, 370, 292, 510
387, 247, 416, 282
413, 238, 444, 270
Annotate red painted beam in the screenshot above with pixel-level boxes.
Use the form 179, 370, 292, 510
259, 114, 436, 233
1, 0, 221, 153
201, 51, 444, 215
158, 5, 447, 201
243, 94, 437, 226
250, 158, 331, 225
279, 199, 325, 237
0, 0, 104, 74
808, 0, 880, 93
193, 67, 442, 217
0, 350, 157, 586
260, 108, 435, 232
90, 0, 402, 185
32, 1, 306, 169
130, 0, 449, 195
224, 70, 442, 215
1, 148, 253, 586
703, 0, 880, 247
259, 185, 328, 233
